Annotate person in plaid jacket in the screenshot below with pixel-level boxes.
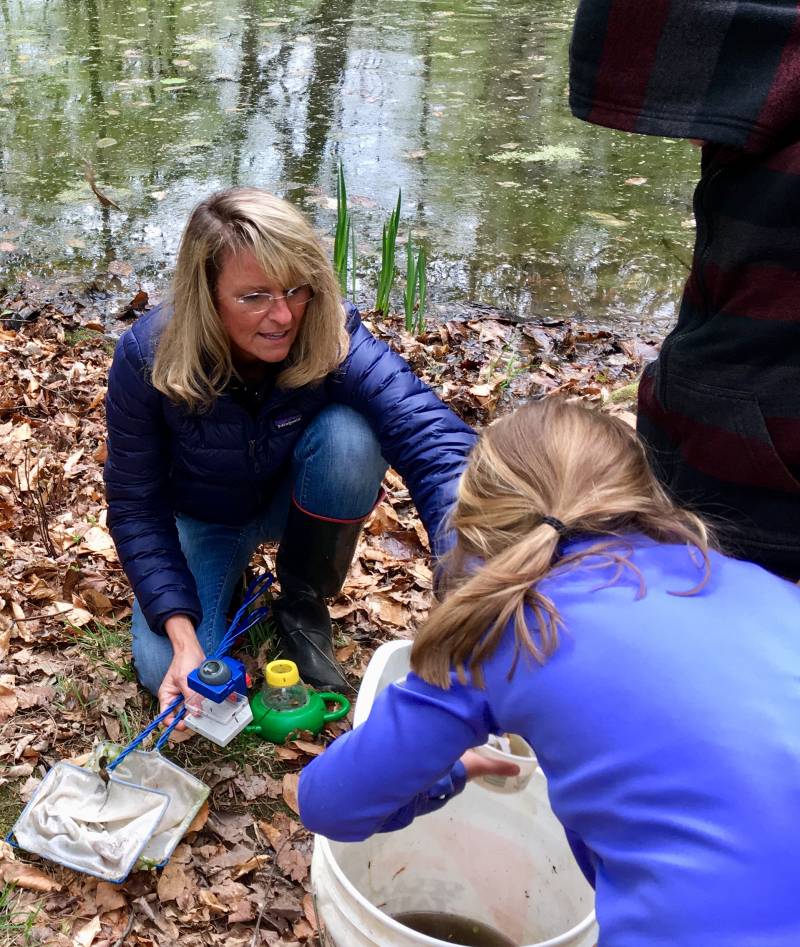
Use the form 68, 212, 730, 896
570, 0, 800, 578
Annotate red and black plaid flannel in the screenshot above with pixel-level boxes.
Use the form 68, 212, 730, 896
570, 0, 800, 577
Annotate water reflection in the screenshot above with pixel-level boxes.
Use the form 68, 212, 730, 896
0, 0, 698, 330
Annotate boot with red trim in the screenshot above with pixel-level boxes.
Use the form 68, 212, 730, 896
272, 500, 365, 691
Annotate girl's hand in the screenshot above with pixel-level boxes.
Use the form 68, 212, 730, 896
460, 749, 521, 781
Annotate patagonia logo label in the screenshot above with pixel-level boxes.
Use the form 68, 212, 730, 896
275, 413, 302, 430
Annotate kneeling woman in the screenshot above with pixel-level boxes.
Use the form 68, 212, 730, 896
299, 399, 800, 947
104, 187, 476, 714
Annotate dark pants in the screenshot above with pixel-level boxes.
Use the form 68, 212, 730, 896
638, 142, 800, 579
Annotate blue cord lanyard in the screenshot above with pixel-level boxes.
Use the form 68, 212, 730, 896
107, 572, 274, 772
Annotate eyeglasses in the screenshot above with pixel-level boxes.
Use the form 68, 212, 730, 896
233, 284, 314, 316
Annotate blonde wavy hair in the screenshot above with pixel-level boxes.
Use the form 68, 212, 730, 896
411, 398, 714, 688
152, 188, 349, 410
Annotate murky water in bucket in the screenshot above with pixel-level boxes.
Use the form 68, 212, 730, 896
394, 912, 516, 947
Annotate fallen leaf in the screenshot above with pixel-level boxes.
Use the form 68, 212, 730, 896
587, 210, 628, 228
186, 799, 209, 834
81, 525, 116, 556
235, 771, 282, 800
19, 776, 41, 803
73, 915, 101, 946
282, 772, 300, 815
274, 745, 300, 761
207, 810, 254, 843
303, 892, 318, 929
95, 881, 127, 913
231, 854, 269, 879
277, 845, 310, 883
197, 889, 226, 913
0, 675, 17, 723
80, 587, 114, 614
156, 861, 187, 903
48, 601, 93, 626
335, 642, 356, 662
289, 739, 325, 757
329, 601, 360, 619
370, 596, 409, 628
102, 714, 120, 742
257, 820, 283, 849
205, 843, 256, 872
120, 290, 149, 318
107, 260, 133, 278
0, 618, 10, 661
293, 919, 315, 939
0, 859, 62, 892
227, 896, 256, 923
63, 448, 85, 476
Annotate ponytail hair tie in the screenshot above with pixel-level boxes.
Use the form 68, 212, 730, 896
540, 515, 568, 536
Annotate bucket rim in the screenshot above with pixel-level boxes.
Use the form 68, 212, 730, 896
314, 834, 597, 947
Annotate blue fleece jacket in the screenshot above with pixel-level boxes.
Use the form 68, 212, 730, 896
104, 303, 476, 634
299, 537, 800, 947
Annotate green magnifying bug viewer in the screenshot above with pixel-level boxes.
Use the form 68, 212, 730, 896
246, 659, 350, 744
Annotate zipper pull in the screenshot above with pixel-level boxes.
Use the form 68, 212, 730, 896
249, 439, 260, 473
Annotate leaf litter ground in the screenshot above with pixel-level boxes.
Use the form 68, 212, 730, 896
0, 283, 656, 946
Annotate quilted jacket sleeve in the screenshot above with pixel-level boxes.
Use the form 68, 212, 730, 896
104, 329, 202, 635
330, 310, 478, 557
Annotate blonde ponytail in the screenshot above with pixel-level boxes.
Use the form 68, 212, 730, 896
411, 399, 713, 689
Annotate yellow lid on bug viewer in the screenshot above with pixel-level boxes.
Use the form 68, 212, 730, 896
266, 659, 300, 687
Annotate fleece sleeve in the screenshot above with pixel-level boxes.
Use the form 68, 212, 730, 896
103, 329, 202, 634
298, 672, 493, 842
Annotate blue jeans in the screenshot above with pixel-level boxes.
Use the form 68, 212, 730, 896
131, 405, 387, 695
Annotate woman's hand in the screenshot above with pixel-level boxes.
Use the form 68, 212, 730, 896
460, 749, 521, 781
161, 615, 206, 728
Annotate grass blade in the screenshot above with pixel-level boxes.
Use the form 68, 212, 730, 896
404, 233, 417, 331
415, 244, 427, 334
333, 162, 351, 295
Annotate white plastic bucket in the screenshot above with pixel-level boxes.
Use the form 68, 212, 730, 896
312, 642, 598, 947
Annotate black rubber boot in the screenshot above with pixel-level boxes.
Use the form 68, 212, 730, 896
272, 500, 366, 690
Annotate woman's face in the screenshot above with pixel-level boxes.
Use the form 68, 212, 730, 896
215, 248, 309, 364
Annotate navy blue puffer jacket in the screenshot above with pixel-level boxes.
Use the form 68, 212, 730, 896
104, 303, 477, 634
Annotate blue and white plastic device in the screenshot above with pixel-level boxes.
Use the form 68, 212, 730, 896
184, 656, 254, 746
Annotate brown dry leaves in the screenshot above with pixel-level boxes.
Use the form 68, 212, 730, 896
0, 297, 653, 946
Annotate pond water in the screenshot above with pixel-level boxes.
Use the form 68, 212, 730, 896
0, 0, 698, 331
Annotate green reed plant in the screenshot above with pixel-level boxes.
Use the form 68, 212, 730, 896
375, 190, 402, 314
404, 233, 427, 334
417, 243, 427, 332
333, 162, 352, 296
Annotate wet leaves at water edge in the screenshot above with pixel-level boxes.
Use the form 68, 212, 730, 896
0, 292, 654, 944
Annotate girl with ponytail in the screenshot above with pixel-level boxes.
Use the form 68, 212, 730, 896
299, 398, 800, 947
